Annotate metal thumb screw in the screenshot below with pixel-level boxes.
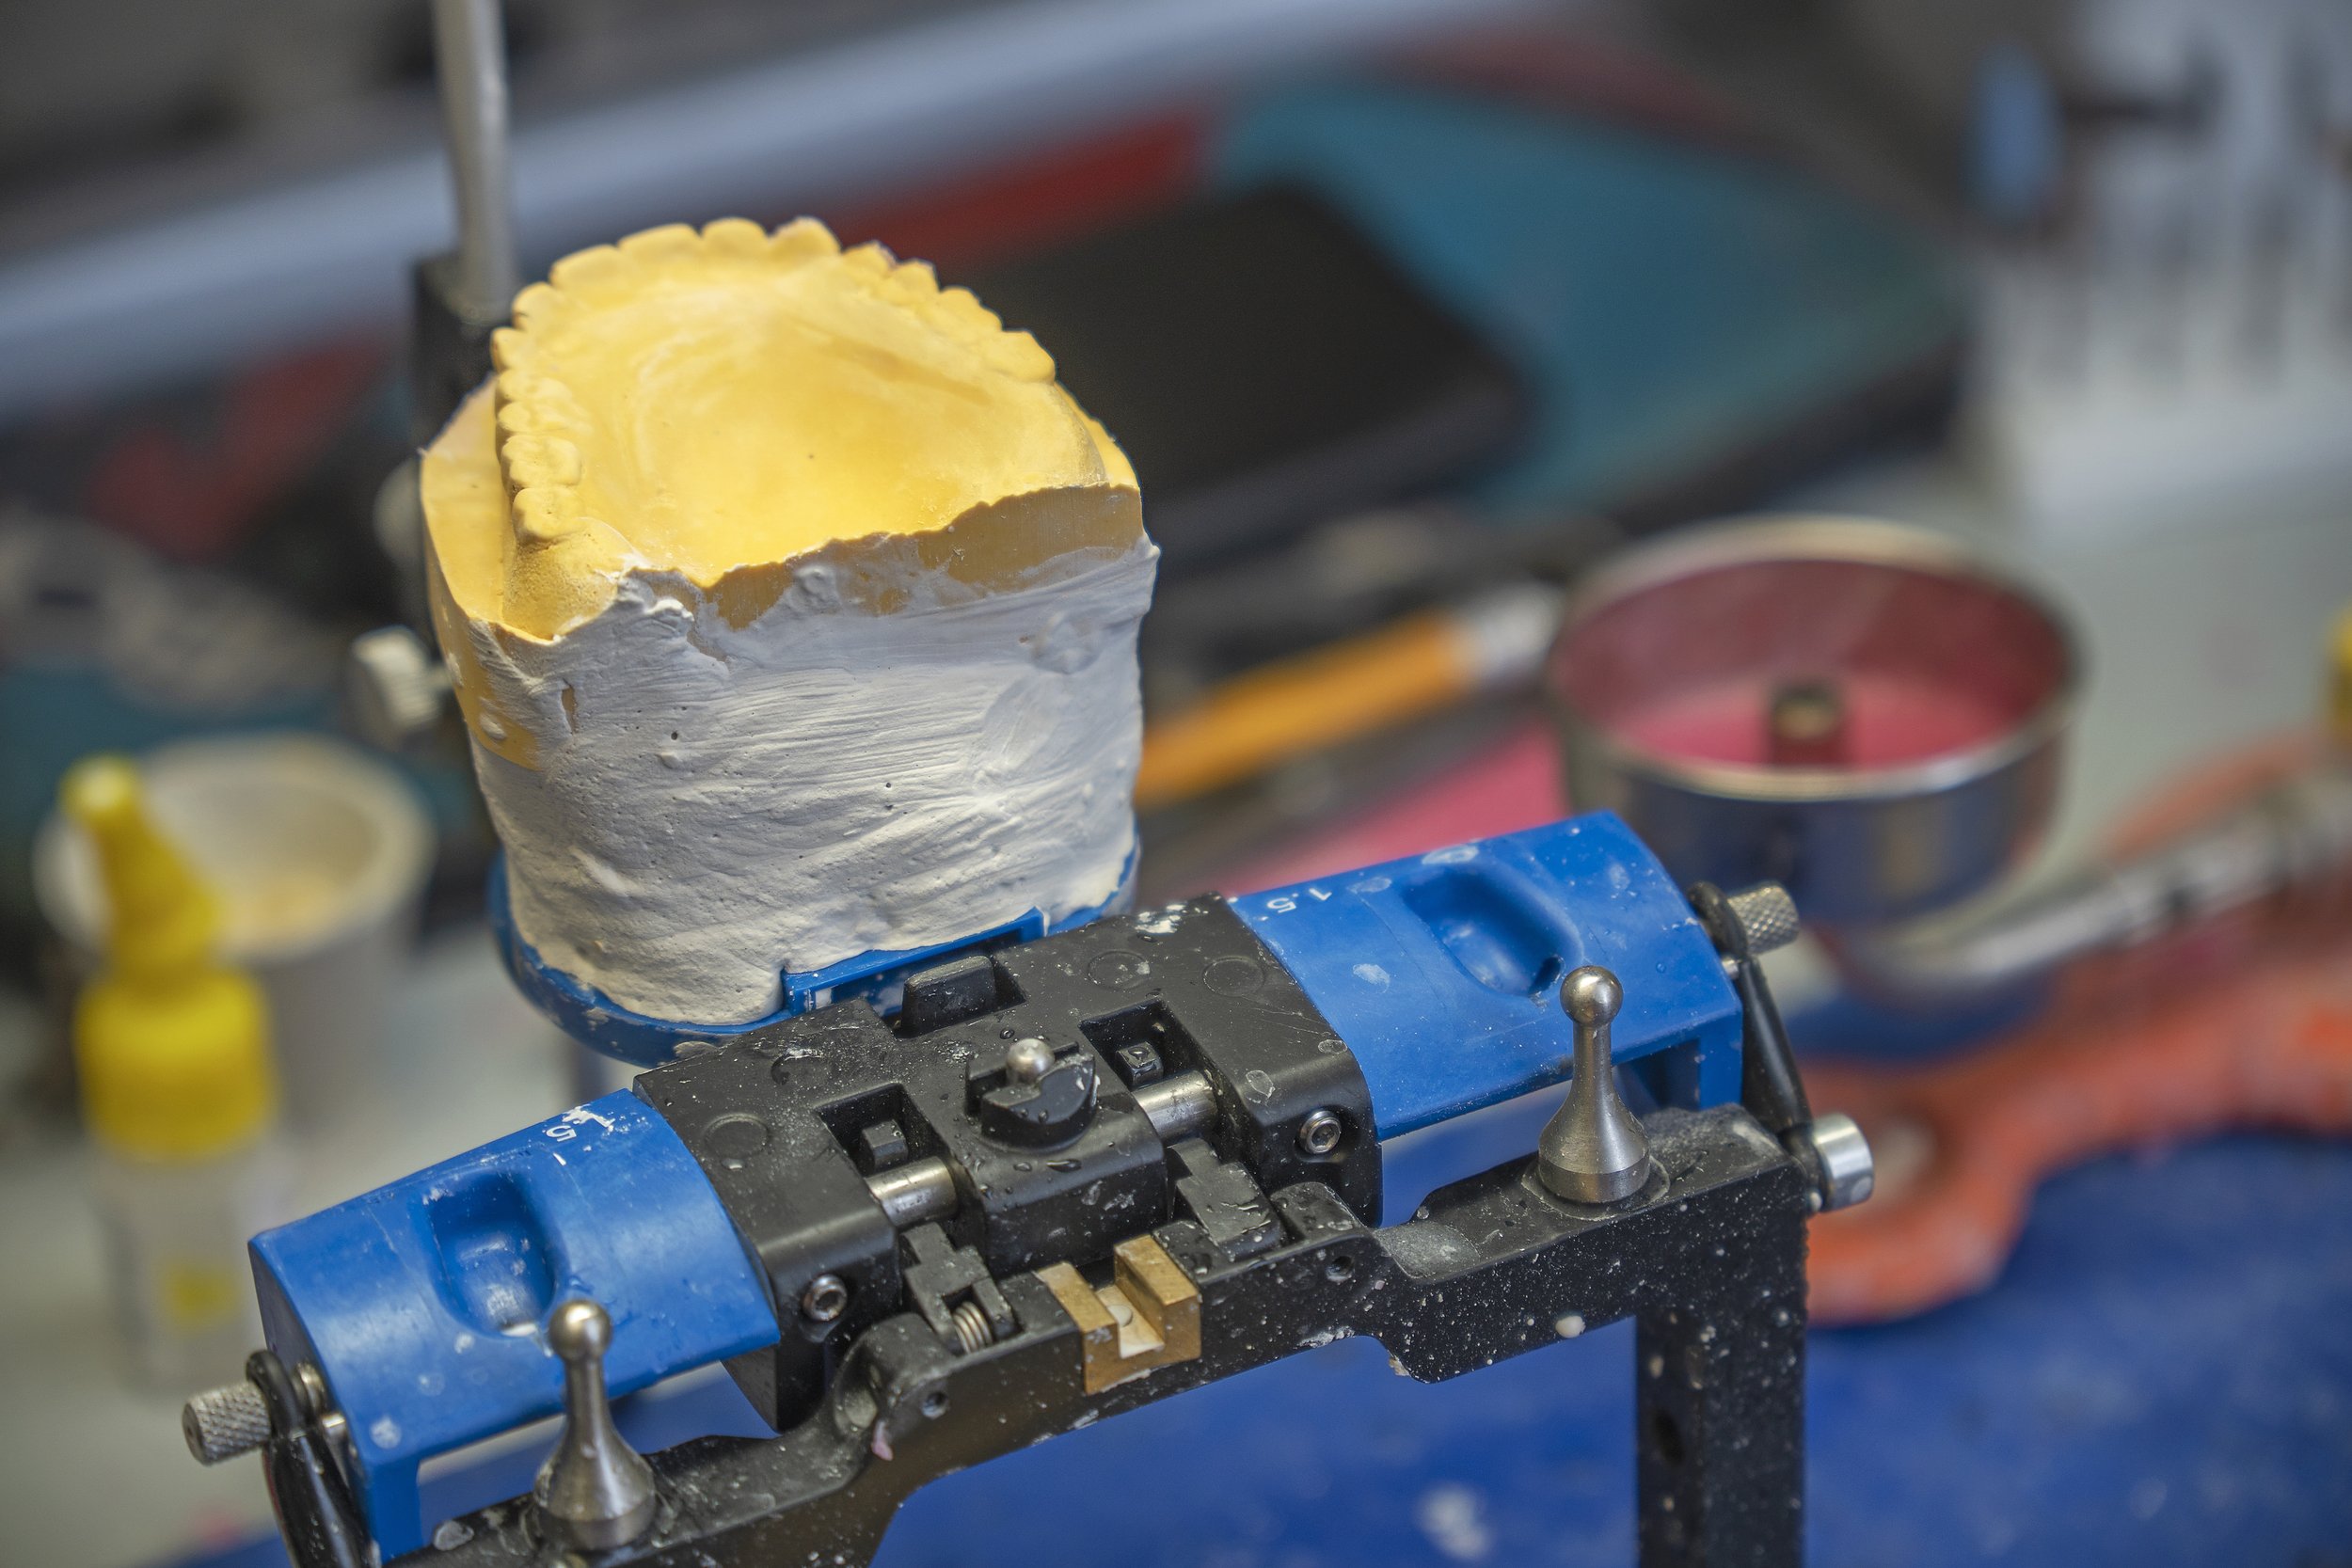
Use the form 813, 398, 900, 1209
1535, 966, 1655, 1204
183, 1378, 272, 1464
535, 1299, 658, 1550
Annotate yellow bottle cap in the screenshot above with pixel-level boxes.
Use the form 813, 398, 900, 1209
62, 756, 277, 1160
2331, 606, 2352, 749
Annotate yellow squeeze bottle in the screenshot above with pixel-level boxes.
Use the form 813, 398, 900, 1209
63, 754, 281, 1389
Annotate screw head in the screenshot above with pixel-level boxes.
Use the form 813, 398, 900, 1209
802, 1274, 851, 1323
1295, 1107, 1344, 1157
1561, 966, 1622, 1026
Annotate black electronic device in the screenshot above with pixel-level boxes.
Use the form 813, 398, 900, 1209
965, 182, 1529, 574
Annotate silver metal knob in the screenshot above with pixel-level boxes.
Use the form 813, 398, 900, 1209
535, 1299, 657, 1550
1795, 1112, 1875, 1212
1535, 966, 1655, 1205
1004, 1037, 1055, 1085
183, 1379, 271, 1465
344, 624, 452, 750
1724, 882, 1802, 958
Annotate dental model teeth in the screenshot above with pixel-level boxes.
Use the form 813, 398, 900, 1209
421, 218, 1155, 1025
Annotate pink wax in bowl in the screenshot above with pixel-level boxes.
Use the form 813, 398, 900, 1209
1547, 516, 2078, 923
1613, 672, 2019, 771
1552, 539, 2072, 786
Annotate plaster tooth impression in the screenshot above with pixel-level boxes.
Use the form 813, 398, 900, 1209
421, 217, 1156, 1024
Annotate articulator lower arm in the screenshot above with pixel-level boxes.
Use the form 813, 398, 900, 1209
184, 814, 1869, 1568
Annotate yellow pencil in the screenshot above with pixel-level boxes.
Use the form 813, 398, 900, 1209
1136, 582, 1560, 811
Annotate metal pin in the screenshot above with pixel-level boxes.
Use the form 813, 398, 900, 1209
1133, 1072, 1217, 1142
1004, 1037, 1055, 1085
867, 1155, 959, 1227
535, 1299, 657, 1550
1535, 966, 1654, 1204
1765, 676, 1848, 768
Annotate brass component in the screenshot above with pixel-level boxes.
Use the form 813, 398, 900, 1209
1038, 1235, 1201, 1393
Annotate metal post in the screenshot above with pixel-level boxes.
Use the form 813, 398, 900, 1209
430, 0, 519, 322
1634, 1196, 1808, 1567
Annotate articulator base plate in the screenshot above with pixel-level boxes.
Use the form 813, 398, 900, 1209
299, 1104, 1809, 1568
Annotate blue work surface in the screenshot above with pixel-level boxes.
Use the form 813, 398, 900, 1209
181, 1117, 2352, 1568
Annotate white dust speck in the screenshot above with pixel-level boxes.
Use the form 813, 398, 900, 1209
1415, 1483, 1493, 1561
1352, 963, 1391, 989
1554, 1313, 1586, 1338
369, 1416, 403, 1450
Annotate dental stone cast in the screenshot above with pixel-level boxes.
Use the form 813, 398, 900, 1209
421, 217, 1156, 1025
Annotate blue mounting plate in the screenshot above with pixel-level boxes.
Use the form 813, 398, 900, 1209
1232, 812, 1742, 1138
247, 1090, 778, 1560
489, 847, 1137, 1067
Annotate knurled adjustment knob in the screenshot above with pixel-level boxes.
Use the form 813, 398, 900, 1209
183, 1379, 272, 1465
969, 1037, 1096, 1148
1724, 882, 1802, 958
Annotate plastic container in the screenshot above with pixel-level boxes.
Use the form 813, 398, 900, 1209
38, 734, 434, 1129
93, 1138, 288, 1389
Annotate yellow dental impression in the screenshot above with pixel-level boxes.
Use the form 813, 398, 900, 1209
421, 216, 1143, 761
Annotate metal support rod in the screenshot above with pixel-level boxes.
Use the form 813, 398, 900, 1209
1132, 1071, 1218, 1143
866, 1158, 959, 1228
430, 0, 520, 322
1634, 1196, 1809, 1565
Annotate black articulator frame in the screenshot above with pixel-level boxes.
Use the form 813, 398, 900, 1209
276, 895, 1824, 1568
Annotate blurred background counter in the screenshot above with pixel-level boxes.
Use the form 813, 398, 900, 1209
1, 0, 2349, 1562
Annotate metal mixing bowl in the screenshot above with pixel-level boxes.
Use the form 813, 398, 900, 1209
1548, 515, 2079, 925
